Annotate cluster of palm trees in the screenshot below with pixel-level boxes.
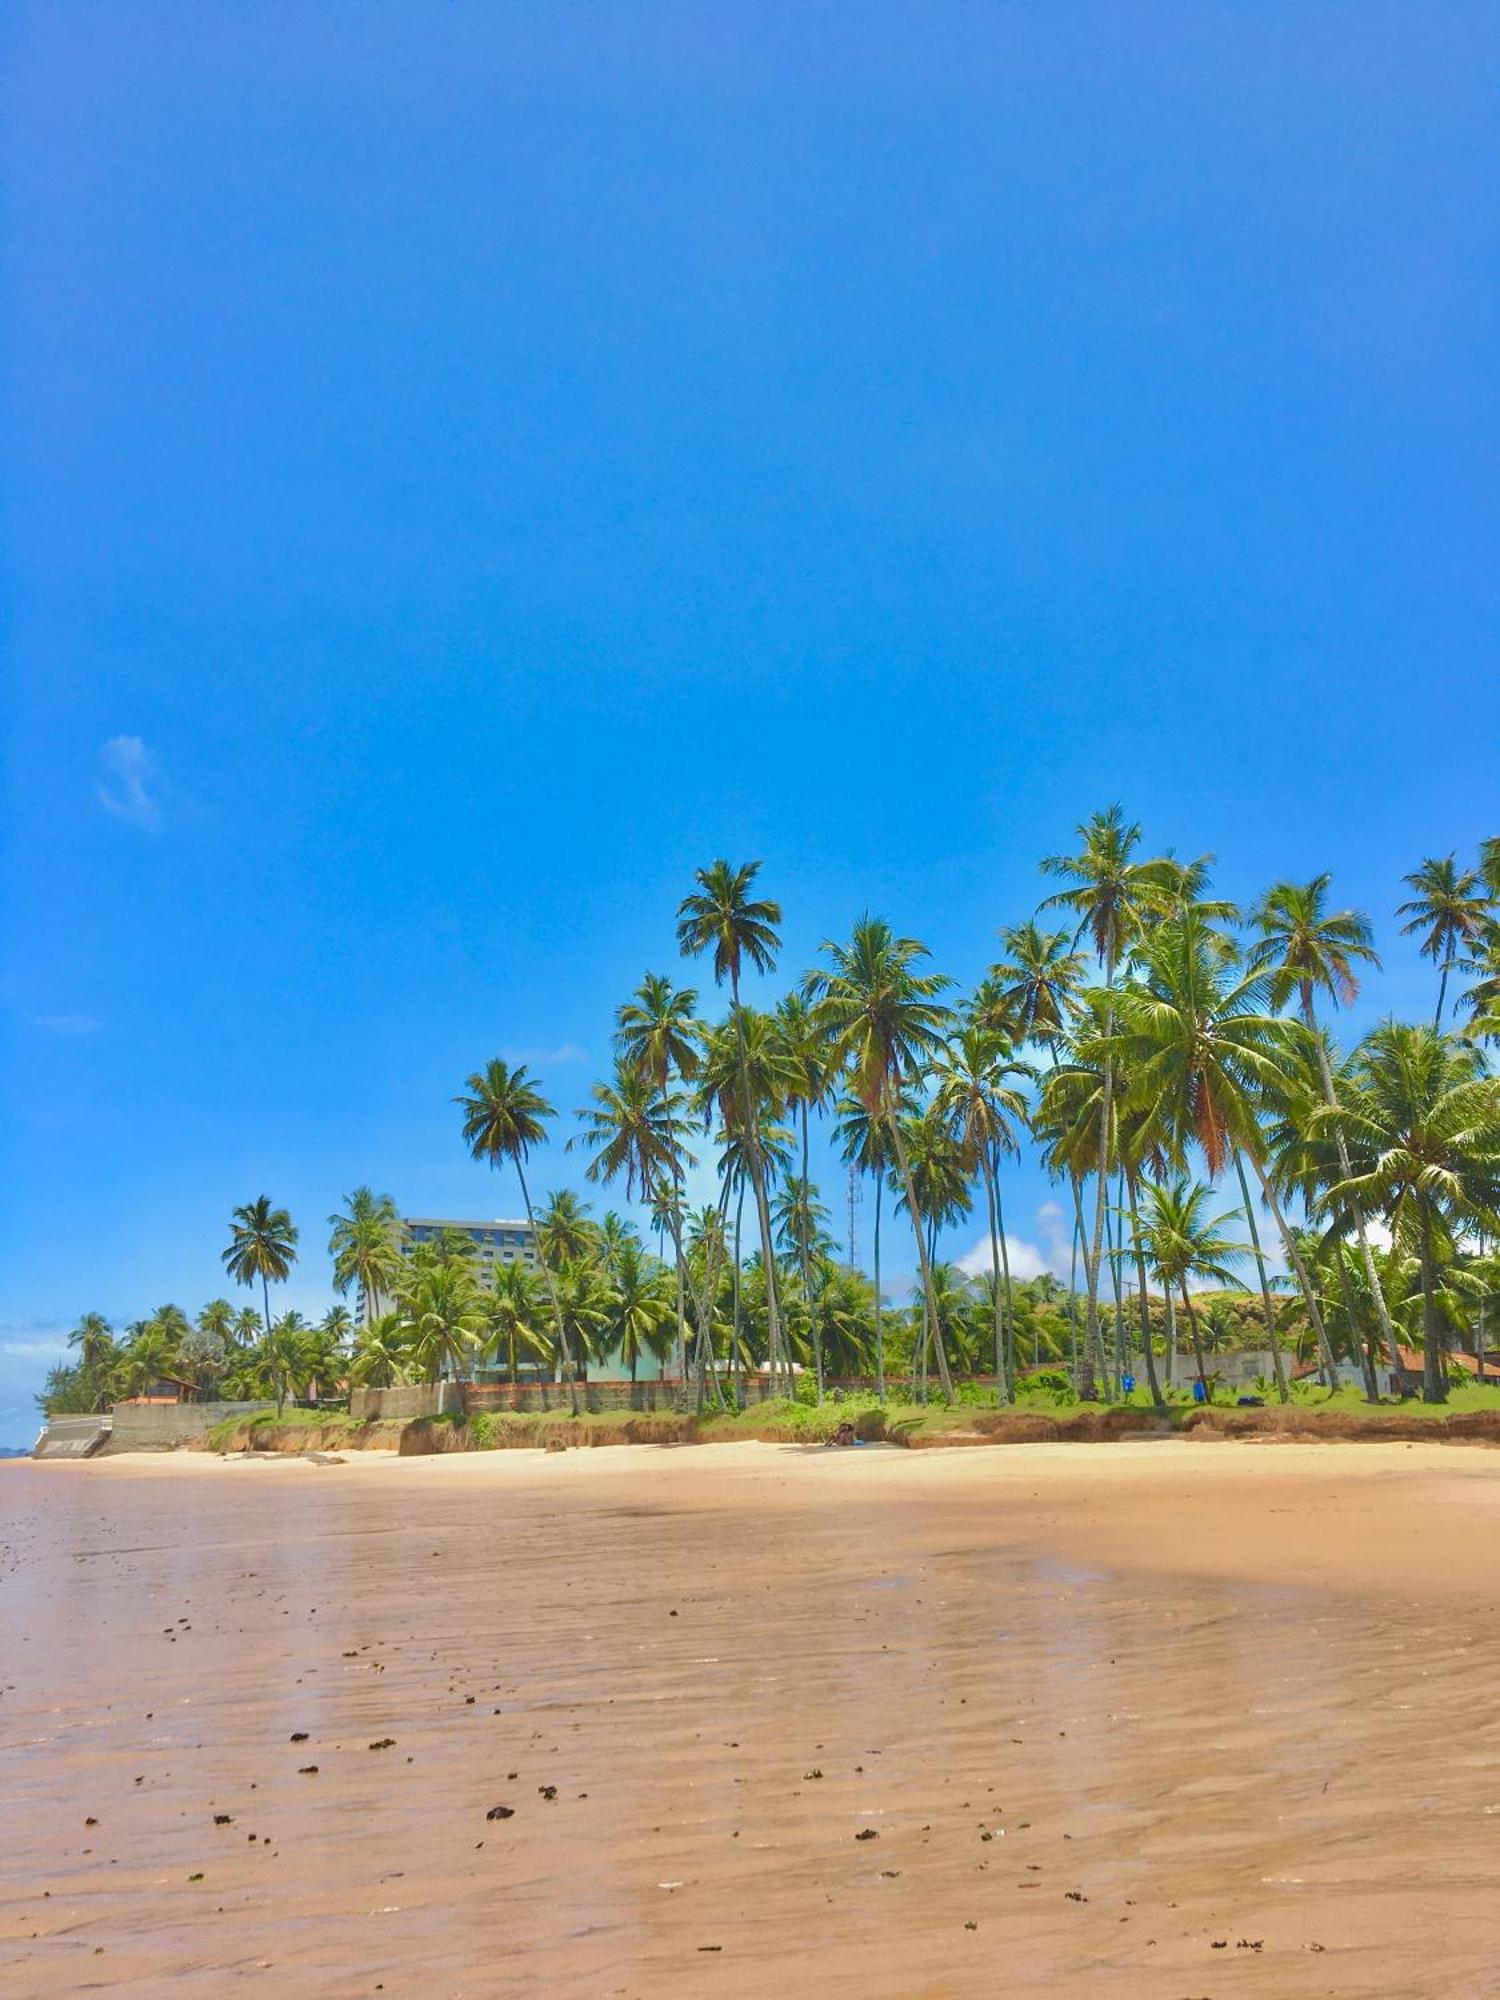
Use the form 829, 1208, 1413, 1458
459, 828, 1500, 1409
40, 822, 1500, 1423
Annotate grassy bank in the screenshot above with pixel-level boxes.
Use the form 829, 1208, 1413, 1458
199, 1409, 406, 1453
193, 1381, 1500, 1457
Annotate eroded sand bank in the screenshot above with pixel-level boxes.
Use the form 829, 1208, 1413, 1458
4, 1440, 1499, 1997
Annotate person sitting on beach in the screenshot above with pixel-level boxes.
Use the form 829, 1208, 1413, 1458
831, 1420, 858, 1447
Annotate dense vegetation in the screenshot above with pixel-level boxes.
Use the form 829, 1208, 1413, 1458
41, 817, 1500, 1421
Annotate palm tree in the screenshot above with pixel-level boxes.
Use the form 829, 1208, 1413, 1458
1398, 856, 1491, 1029
1330, 1024, 1500, 1402
328, 1187, 403, 1327
1041, 806, 1169, 1395
456, 1058, 578, 1413
68, 1312, 115, 1374
614, 973, 700, 1378
676, 859, 789, 1392
776, 990, 834, 1397
572, 1058, 695, 1380
810, 917, 955, 1398
1108, 910, 1342, 1385
222, 1196, 299, 1338
1250, 876, 1399, 1384
482, 1259, 547, 1394
933, 1022, 1032, 1399
536, 1188, 594, 1270
607, 1238, 675, 1383
349, 1312, 412, 1389
834, 1089, 900, 1397
399, 1261, 483, 1386
982, 921, 1086, 1051
1137, 1177, 1246, 1400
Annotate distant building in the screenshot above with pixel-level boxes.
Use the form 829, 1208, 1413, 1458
401, 1216, 539, 1282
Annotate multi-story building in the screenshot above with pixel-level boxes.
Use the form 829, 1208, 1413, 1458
400, 1216, 538, 1282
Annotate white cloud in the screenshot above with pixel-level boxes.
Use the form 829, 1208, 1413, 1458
956, 1233, 1050, 1281
98, 735, 165, 831
31, 1012, 104, 1036
503, 1043, 589, 1068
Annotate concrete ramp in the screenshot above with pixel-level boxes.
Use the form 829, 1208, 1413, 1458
33, 1415, 112, 1459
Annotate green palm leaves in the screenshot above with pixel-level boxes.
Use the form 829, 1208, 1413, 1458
222, 1196, 299, 1337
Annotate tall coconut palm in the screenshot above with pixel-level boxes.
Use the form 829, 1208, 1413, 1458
222, 1196, 299, 1338
1250, 876, 1399, 1382
535, 1188, 594, 1271
399, 1261, 483, 1386
1330, 1024, 1500, 1402
1398, 856, 1491, 1030
607, 1238, 676, 1383
932, 1022, 1032, 1399
614, 973, 700, 1378
456, 1059, 578, 1413
776, 990, 834, 1396
1041, 806, 1169, 1395
676, 860, 788, 1391
1108, 910, 1342, 1385
834, 1088, 900, 1397
349, 1311, 412, 1389
982, 922, 1087, 1052
328, 1187, 403, 1327
482, 1259, 547, 1393
1137, 1177, 1246, 1400
809, 917, 955, 1398
68, 1311, 115, 1374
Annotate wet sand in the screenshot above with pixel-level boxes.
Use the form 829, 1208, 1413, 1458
4, 1438, 1500, 1998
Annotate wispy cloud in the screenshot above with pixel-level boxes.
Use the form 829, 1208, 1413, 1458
98, 735, 166, 831
31, 1012, 104, 1037
502, 1043, 589, 1068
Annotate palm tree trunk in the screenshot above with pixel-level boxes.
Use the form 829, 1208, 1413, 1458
891, 1119, 954, 1401
1248, 1156, 1339, 1389
1123, 1166, 1165, 1409
873, 1172, 885, 1400
1332, 1244, 1380, 1402
1435, 957, 1450, 1032
261, 1273, 272, 1341
1081, 948, 1118, 1400
1308, 1013, 1401, 1385
732, 1174, 745, 1392
1179, 1281, 1211, 1401
729, 972, 784, 1395
1232, 1152, 1290, 1404
982, 1155, 1008, 1401
515, 1158, 578, 1417
800, 1102, 824, 1401
993, 1148, 1016, 1402
1068, 1177, 1085, 1383
1163, 1286, 1177, 1389
1418, 1201, 1448, 1404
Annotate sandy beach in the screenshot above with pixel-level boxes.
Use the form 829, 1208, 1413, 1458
4, 1438, 1500, 1998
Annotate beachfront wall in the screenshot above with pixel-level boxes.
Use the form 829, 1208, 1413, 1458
349, 1383, 459, 1422
459, 1377, 787, 1416
102, 1400, 274, 1451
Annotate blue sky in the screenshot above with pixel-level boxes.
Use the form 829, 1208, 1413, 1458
3, 3, 1496, 1443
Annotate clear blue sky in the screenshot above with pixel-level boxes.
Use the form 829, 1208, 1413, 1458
3, 3, 1496, 1442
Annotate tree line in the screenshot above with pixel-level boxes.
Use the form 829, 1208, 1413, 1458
41, 817, 1500, 1420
